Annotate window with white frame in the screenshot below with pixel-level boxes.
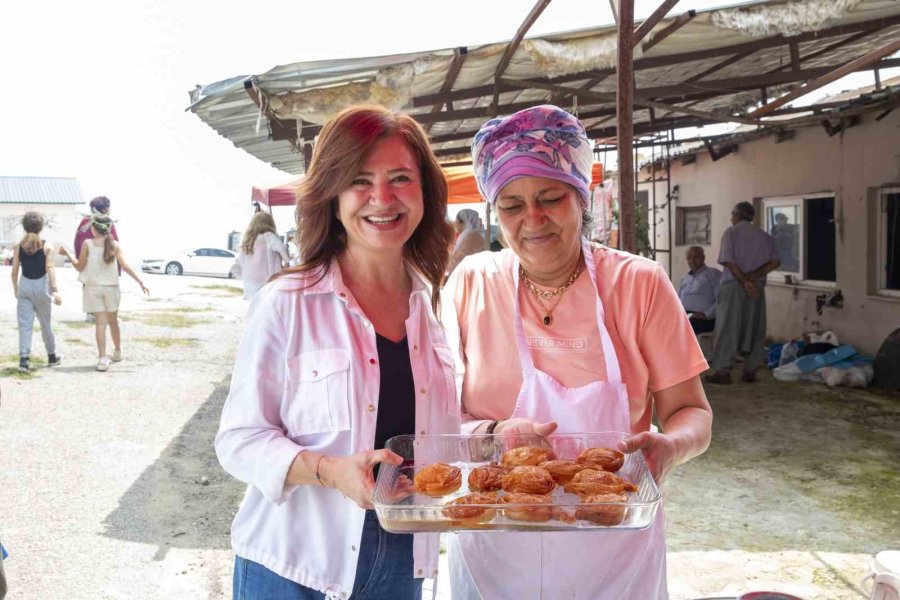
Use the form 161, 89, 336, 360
0, 217, 18, 244
676, 205, 711, 246
878, 188, 900, 293
763, 193, 836, 283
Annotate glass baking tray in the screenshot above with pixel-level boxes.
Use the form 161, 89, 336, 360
372, 432, 660, 533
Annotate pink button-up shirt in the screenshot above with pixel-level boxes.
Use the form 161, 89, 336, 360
215, 261, 460, 600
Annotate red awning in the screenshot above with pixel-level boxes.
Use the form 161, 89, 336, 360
251, 177, 303, 207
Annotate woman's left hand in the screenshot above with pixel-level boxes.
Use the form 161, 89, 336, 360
619, 431, 679, 484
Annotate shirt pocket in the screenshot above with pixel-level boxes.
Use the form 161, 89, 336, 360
285, 349, 352, 435
432, 344, 460, 419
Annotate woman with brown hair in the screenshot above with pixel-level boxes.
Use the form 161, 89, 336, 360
12, 211, 61, 373
59, 214, 148, 371
232, 211, 289, 300
215, 104, 459, 600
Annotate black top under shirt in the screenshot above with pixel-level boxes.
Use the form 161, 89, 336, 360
19, 243, 47, 280
373, 333, 416, 457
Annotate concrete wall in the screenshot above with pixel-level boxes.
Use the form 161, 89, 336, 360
640, 109, 900, 355
1, 203, 83, 266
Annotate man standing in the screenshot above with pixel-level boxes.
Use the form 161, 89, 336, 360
706, 202, 780, 384
678, 246, 721, 335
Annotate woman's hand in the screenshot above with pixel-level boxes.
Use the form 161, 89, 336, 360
51, 291, 61, 306
320, 449, 402, 510
138, 281, 149, 295
57, 246, 70, 258
619, 431, 679, 484
493, 418, 558, 437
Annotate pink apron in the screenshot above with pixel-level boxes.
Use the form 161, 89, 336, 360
449, 239, 668, 600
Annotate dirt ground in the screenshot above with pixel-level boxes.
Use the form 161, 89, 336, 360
1, 264, 897, 600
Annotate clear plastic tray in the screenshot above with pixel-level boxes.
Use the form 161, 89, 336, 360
372, 432, 660, 533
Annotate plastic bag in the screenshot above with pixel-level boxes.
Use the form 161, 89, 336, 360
807, 330, 839, 345
779, 341, 804, 366
820, 364, 874, 388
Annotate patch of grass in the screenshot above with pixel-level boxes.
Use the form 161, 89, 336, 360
135, 336, 201, 348
60, 320, 94, 329
65, 338, 90, 346
5, 354, 46, 365
1, 367, 36, 380
144, 297, 165, 302
136, 313, 213, 328
191, 284, 242, 296
150, 306, 214, 313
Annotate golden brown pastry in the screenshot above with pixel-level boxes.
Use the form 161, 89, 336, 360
575, 447, 625, 472
413, 462, 462, 497
500, 445, 556, 468
442, 492, 501, 525
574, 492, 628, 526
501, 493, 555, 523
563, 468, 637, 496
539, 460, 588, 484
501, 465, 556, 495
467, 463, 508, 492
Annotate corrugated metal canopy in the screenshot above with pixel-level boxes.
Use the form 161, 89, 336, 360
188, 0, 900, 175
0, 176, 85, 205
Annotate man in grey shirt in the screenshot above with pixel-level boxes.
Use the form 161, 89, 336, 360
678, 246, 721, 335
706, 202, 780, 384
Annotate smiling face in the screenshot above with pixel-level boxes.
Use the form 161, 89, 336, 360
495, 176, 583, 280
337, 134, 424, 259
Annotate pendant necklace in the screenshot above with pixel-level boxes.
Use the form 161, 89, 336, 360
520, 263, 584, 326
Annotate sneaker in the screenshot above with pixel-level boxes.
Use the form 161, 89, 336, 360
111, 350, 123, 362
48, 354, 61, 367
704, 371, 732, 385
18, 357, 31, 373
96, 357, 110, 372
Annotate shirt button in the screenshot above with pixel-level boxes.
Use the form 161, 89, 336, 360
369, 358, 376, 365
367, 405, 375, 412
417, 569, 423, 576
420, 430, 426, 435
413, 345, 419, 351
364, 320, 371, 328
419, 388, 426, 394
351, 545, 356, 551
339, 292, 346, 298
312, 370, 318, 377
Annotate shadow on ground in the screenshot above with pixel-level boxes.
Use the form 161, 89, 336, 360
102, 373, 244, 560
667, 370, 900, 554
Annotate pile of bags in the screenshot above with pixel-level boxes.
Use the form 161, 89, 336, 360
769, 331, 874, 388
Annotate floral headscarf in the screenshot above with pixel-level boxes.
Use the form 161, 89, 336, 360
472, 105, 593, 207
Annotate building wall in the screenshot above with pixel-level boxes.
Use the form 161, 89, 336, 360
642, 109, 900, 355
0, 203, 83, 266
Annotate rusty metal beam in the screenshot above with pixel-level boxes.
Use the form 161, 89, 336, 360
633, 0, 681, 48
492, 0, 552, 114
789, 41, 801, 72
425, 47, 468, 133
750, 37, 900, 118
769, 29, 875, 74
618, 0, 636, 254
635, 98, 760, 126
410, 14, 900, 108
641, 8, 696, 53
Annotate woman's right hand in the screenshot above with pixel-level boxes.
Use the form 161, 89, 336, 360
493, 418, 558, 437
320, 449, 402, 510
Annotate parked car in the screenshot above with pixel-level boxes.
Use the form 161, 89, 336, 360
142, 247, 237, 278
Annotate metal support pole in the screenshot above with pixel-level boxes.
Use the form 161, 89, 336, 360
651, 141, 657, 260
666, 128, 673, 275
617, 0, 636, 254
484, 202, 492, 250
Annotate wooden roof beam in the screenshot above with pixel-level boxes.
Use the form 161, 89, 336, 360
635, 98, 761, 126
750, 37, 900, 118
492, 0, 552, 114
768, 28, 876, 74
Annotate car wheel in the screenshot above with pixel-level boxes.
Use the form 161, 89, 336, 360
165, 262, 183, 276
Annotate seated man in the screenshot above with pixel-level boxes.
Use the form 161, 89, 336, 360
678, 246, 721, 335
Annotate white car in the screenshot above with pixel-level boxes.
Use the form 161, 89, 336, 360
142, 247, 237, 278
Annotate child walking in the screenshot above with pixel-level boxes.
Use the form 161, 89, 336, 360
11, 212, 61, 373
59, 214, 148, 371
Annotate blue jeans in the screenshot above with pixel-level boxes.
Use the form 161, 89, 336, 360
234, 511, 422, 600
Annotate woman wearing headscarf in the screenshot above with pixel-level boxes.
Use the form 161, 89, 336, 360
446, 209, 485, 276
442, 105, 713, 599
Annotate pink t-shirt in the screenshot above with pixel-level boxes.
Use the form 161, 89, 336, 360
443, 244, 708, 434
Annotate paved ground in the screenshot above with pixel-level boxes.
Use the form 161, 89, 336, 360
1, 264, 898, 599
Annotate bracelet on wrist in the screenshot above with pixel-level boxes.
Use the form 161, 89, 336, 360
314, 454, 326, 487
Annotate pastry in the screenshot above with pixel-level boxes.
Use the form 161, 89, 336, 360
413, 462, 462, 497
563, 468, 637, 496
539, 460, 588, 484
467, 463, 508, 492
500, 445, 556, 468
575, 447, 625, 472
574, 492, 628, 526
501, 492, 555, 523
501, 465, 556, 495
442, 492, 501, 525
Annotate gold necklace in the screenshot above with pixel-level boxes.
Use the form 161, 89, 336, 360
520, 263, 584, 325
